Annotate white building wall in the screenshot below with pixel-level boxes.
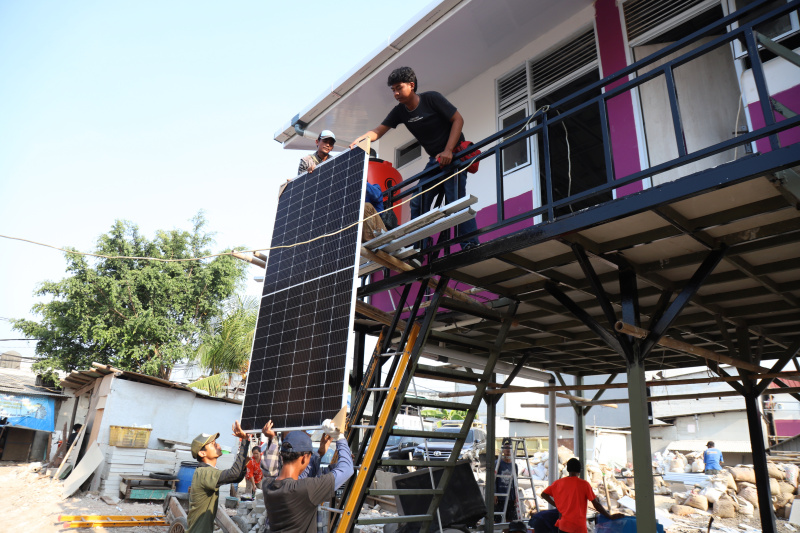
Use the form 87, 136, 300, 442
372, 5, 596, 217
98, 378, 242, 450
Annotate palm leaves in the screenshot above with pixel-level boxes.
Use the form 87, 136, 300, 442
188, 295, 257, 396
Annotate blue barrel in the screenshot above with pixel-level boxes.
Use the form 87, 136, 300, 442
176, 461, 200, 492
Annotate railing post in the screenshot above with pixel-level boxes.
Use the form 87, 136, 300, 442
598, 99, 615, 184
744, 27, 781, 151
495, 148, 505, 224
664, 66, 687, 157
542, 113, 554, 221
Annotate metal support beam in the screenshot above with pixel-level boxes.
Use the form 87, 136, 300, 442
484, 374, 497, 533
573, 375, 587, 478
544, 281, 622, 353
744, 391, 777, 533
755, 338, 800, 395
618, 267, 658, 533
583, 374, 619, 415
572, 243, 617, 328
548, 376, 558, 505
641, 247, 728, 357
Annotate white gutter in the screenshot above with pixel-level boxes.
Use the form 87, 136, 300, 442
273, 0, 466, 144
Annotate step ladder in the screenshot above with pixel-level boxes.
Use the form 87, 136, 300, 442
328, 277, 519, 533
493, 437, 540, 524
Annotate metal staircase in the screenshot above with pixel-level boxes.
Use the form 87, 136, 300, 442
327, 277, 519, 533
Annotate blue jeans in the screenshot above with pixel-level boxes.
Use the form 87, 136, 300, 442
410, 156, 479, 248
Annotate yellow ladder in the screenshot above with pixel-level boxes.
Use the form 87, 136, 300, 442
59, 514, 168, 528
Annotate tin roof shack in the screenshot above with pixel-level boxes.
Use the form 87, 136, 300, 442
0, 367, 67, 462
59, 364, 242, 498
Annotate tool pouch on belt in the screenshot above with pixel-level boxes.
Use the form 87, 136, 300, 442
455, 140, 481, 174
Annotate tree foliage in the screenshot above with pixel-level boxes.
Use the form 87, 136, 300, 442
13, 213, 247, 380
188, 295, 257, 396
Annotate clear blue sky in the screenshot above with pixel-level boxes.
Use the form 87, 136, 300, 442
0, 0, 432, 360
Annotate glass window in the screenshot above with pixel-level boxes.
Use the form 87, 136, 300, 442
500, 107, 530, 174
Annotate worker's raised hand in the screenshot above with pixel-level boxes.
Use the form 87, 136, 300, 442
318, 434, 332, 456
232, 420, 247, 439
321, 418, 341, 440
262, 420, 276, 440
307, 162, 316, 173
436, 149, 453, 167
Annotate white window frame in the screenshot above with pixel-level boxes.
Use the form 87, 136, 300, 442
624, 0, 721, 47
724, 0, 800, 58
498, 102, 532, 176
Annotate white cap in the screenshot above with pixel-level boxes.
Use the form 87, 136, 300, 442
318, 129, 336, 141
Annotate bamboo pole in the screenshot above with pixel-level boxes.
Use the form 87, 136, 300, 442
231, 252, 266, 269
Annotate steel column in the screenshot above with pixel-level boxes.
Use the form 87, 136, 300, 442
484, 375, 497, 533
548, 377, 558, 506
573, 375, 587, 478
744, 391, 777, 533
619, 267, 658, 533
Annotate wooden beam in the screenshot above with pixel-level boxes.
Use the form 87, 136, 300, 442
355, 301, 407, 331
615, 321, 768, 373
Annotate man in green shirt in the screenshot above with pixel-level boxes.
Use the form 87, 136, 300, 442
187, 421, 266, 533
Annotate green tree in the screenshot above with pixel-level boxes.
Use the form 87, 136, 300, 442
188, 295, 257, 396
13, 213, 247, 380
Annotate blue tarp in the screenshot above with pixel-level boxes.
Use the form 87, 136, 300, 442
0, 393, 55, 432
596, 515, 664, 533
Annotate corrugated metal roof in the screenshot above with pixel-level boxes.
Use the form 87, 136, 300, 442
665, 440, 753, 454
0, 368, 68, 399
60, 363, 242, 405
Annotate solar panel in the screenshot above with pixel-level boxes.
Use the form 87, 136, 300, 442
241, 148, 368, 431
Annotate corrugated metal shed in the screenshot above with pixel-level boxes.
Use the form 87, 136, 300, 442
0, 368, 68, 399
60, 363, 241, 405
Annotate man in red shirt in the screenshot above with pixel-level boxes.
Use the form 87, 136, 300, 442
541, 458, 622, 533
245, 447, 263, 496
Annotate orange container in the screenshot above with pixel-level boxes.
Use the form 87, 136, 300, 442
367, 158, 403, 224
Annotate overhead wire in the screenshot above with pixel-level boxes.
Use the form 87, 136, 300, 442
0, 106, 550, 264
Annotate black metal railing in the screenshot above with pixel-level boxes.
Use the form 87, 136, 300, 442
381, 0, 800, 256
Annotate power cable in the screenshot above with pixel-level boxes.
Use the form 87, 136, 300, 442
0, 108, 550, 265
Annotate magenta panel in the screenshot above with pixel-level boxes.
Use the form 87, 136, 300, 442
595, 0, 643, 196
749, 84, 800, 153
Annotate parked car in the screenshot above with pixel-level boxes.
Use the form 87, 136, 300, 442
381, 435, 423, 473
412, 426, 487, 463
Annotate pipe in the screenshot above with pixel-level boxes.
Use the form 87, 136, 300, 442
548, 376, 558, 494
421, 343, 553, 383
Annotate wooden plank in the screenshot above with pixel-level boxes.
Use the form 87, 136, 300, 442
53, 424, 87, 481
62, 443, 105, 498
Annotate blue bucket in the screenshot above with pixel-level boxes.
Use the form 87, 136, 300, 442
176, 461, 200, 492
596, 516, 664, 533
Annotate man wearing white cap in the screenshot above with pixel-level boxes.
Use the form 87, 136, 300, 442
298, 130, 337, 174
187, 420, 267, 533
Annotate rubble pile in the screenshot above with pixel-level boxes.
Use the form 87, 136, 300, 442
657, 451, 800, 521
229, 492, 267, 533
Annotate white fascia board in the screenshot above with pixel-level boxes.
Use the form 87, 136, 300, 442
273, 0, 464, 144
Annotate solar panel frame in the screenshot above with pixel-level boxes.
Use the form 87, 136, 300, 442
240, 148, 368, 431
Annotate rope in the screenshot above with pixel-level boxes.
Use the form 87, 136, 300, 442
1, 106, 549, 264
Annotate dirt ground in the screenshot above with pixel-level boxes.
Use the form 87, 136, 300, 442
0, 462, 169, 532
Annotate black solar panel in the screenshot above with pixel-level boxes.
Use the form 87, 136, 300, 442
241, 148, 368, 430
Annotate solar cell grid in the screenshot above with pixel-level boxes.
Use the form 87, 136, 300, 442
241, 148, 368, 430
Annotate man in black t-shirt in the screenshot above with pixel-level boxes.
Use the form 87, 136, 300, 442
353, 66, 479, 249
